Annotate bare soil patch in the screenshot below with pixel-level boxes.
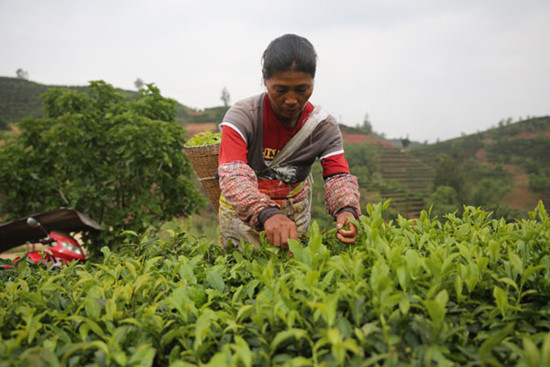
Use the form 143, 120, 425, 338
184, 123, 218, 138
501, 164, 540, 209
342, 134, 395, 148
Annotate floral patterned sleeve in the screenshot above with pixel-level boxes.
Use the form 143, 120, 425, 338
218, 161, 281, 230
324, 174, 361, 219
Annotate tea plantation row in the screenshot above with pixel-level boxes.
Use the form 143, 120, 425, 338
1, 202, 550, 366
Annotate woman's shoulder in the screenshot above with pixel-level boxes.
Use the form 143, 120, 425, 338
230, 93, 265, 113
309, 109, 342, 143
311, 106, 339, 129
221, 93, 265, 136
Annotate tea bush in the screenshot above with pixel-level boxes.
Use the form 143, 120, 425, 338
1, 202, 550, 366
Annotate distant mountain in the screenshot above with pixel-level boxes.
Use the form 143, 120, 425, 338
337, 116, 550, 218
407, 116, 550, 215
0, 77, 127, 128
0, 77, 229, 129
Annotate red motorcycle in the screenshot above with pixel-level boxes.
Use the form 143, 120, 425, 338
0, 208, 101, 269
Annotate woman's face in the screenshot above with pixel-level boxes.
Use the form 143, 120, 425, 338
264, 70, 314, 128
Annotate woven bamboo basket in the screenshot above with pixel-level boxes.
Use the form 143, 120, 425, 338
183, 142, 221, 212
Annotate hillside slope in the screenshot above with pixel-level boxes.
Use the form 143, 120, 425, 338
342, 133, 435, 218
408, 116, 550, 213
0, 77, 228, 129
0, 77, 75, 127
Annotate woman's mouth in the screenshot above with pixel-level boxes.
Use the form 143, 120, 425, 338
284, 109, 299, 115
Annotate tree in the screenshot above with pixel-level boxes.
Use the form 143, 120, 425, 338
16, 68, 28, 80
433, 154, 470, 204
362, 113, 373, 134
220, 87, 230, 107
0, 81, 206, 255
401, 135, 411, 149
134, 77, 144, 90
471, 178, 511, 207
427, 185, 460, 218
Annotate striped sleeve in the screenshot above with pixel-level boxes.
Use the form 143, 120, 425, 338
324, 173, 361, 219
218, 161, 280, 230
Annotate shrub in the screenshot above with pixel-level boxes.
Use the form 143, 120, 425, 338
0, 81, 205, 255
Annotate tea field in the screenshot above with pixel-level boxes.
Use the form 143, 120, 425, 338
1, 202, 550, 366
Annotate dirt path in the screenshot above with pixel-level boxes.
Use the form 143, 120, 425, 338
502, 164, 540, 209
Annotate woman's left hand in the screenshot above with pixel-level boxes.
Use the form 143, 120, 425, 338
335, 211, 357, 244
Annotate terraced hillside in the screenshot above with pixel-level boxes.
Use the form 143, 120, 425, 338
0, 76, 221, 129
376, 146, 435, 217
0, 77, 54, 126
343, 133, 435, 218
408, 116, 550, 212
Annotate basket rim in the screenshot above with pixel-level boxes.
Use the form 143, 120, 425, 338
183, 142, 221, 149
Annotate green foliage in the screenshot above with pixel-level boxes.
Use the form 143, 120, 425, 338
343, 142, 379, 182
433, 154, 470, 204
471, 178, 512, 207
530, 171, 550, 192
489, 116, 550, 139
488, 134, 550, 166
428, 185, 460, 217
185, 131, 222, 147
487, 134, 550, 207
408, 132, 485, 164
1, 202, 549, 365
0, 81, 205, 255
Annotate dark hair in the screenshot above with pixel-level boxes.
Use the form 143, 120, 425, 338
262, 34, 317, 80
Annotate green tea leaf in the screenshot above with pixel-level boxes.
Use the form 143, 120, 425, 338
194, 309, 217, 350
206, 269, 226, 291
493, 286, 509, 317
128, 344, 156, 367
508, 250, 524, 277
521, 336, 540, 367
270, 328, 308, 353
185, 131, 221, 147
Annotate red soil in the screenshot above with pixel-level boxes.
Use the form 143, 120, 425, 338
501, 164, 541, 210
342, 133, 395, 148
184, 122, 219, 138
508, 131, 550, 140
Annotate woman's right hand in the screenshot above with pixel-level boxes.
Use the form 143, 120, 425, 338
264, 214, 297, 251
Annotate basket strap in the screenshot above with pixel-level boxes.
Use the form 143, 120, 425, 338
257, 106, 328, 174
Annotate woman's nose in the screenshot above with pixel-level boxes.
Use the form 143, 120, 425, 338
285, 94, 298, 105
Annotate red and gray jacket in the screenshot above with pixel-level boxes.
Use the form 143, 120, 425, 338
218, 93, 361, 230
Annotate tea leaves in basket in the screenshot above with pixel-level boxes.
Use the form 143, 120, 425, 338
185, 131, 222, 147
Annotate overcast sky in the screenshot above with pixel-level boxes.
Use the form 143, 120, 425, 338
1, 0, 549, 143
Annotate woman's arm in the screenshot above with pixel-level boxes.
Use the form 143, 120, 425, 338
219, 125, 281, 230
324, 172, 361, 219
218, 161, 281, 230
